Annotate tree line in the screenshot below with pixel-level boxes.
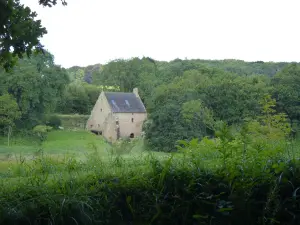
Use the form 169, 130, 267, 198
79, 57, 300, 151
1, 51, 299, 151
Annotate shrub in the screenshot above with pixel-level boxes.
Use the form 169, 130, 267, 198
53, 114, 89, 130
0, 154, 300, 225
32, 125, 53, 142
46, 115, 62, 129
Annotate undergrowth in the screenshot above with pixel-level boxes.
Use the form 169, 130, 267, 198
0, 126, 300, 224
0, 138, 299, 225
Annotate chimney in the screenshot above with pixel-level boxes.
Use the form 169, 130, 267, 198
133, 88, 139, 97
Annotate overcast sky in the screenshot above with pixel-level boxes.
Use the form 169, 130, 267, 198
21, 0, 300, 68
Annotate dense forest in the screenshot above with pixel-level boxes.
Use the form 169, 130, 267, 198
1, 53, 300, 152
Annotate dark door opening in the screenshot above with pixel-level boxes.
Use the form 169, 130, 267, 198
91, 130, 102, 135
129, 133, 134, 138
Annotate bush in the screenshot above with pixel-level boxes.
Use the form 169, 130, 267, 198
53, 114, 89, 130
46, 115, 62, 129
32, 125, 53, 142
0, 153, 300, 225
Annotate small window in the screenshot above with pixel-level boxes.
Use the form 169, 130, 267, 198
98, 124, 100, 127
90, 125, 93, 128
130, 133, 134, 138
116, 121, 119, 125
100, 108, 103, 112
131, 118, 134, 123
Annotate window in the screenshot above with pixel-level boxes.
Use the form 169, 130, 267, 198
90, 125, 93, 128
130, 133, 134, 138
100, 108, 103, 112
98, 124, 100, 127
116, 121, 119, 125
131, 118, 134, 123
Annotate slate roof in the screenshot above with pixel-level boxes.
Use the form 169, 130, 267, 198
104, 92, 146, 113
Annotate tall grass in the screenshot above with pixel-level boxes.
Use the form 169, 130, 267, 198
0, 130, 300, 224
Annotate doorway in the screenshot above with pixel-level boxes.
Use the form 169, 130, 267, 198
91, 130, 102, 136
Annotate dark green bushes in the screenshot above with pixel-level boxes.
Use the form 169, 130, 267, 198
46, 115, 62, 129
0, 150, 300, 225
53, 114, 89, 130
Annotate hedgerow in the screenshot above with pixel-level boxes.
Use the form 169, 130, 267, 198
0, 143, 300, 225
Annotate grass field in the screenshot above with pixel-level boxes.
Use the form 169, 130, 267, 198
1, 129, 299, 180
0, 130, 109, 158
0, 130, 171, 179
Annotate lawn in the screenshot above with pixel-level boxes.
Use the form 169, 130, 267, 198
0, 130, 109, 155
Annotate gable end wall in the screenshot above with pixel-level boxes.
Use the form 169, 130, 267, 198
115, 112, 147, 138
86, 91, 112, 131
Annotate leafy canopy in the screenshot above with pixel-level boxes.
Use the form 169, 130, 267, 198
0, 51, 69, 128
0, 93, 21, 128
0, 0, 67, 71
272, 63, 300, 123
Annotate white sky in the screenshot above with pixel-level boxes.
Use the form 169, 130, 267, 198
21, 0, 300, 68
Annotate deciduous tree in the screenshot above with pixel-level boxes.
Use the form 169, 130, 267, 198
272, 63, 300, 126
0, 0, 67, 71
0, 51, 69, 128
0, 93, 21, 129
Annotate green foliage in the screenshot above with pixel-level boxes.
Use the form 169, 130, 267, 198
67, 66, 85, 81
0, 0, 47, 71
0, 52, 69, 128
144, 81, 203, 152
0, 0, 69, 71
38, 0, 67, 7
52, 114, 89, 130
111, 138, 139, 155
199, 74, 269, 124
259, 94, 291, 137
45, 115, 62, 129
0, 93, 21, 129
272, 63, 300, 126
0, 134, 299, 224
63, 58, 299, 148
191, 59, 289, 77
181, 99, 215, 131
88, 57, 157, 100
56, 80, 119, 115
144, 67, 270, 152
0, 128, 299, 224
58, 81, 91, 114
82, 83, 102, 105
43, 57, 299, 154
32, 125, 52, 142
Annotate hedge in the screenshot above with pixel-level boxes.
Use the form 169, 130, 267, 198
0, 156, 300, 225
54, 114, 90, 130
